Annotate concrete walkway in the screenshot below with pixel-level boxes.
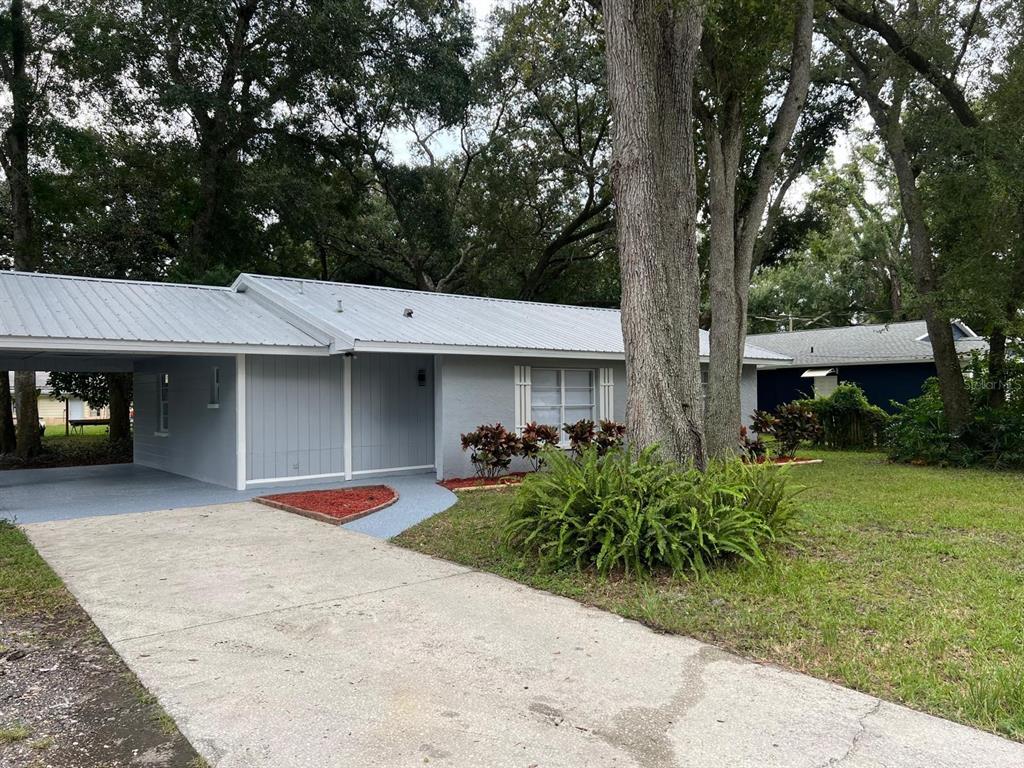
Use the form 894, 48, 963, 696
0, 463, 455, 537
25, 503, 1024, 768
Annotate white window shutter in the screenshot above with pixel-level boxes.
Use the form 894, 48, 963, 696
599, 367, 615, 421
514, 365, 532, 433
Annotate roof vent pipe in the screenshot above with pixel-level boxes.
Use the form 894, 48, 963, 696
404, 308, 414, 318
336, 299, 344, 313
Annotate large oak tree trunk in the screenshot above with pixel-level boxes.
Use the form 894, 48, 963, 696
602, 0, 707, 467
0, 371, 15, 453
704, 115, 743, 457
4, 0, 41, 459
107, 373, 133, 443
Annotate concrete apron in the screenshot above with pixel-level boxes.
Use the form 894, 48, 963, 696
25, 503, 1024, 768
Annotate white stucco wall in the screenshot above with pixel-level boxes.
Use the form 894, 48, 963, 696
134, 356, 238, 488
437, 358, 759, 478
435, 355, 628, 479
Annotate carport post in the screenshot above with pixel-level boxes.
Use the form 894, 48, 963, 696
343, 354, 353, 481
235, 354, 246, 490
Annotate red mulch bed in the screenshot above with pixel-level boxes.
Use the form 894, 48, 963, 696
440, 472, 530, 491
254, 485, 397, 525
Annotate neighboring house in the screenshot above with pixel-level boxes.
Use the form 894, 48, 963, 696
749, 320, 989, 414
0, 271, 789, 488
5, 371, 108, 428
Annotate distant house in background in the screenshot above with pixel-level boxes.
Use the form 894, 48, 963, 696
6, 372, 109, 428
749, 320, 989, 414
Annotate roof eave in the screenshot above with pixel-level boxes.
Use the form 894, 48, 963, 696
0, 337, 330, 357
352, 340, 784, 364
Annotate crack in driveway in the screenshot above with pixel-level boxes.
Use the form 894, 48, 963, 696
592, 645, 727, 768
821, 699, 883, 767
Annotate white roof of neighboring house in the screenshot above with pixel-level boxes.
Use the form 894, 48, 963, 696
748, 320, 988, 368
0, 271, 326, 355
233, 274, 791, 362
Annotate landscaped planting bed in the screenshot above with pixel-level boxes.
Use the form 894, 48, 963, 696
439, 472, 529, 491
255, 485, 397, 525
395, 449, 1024, 740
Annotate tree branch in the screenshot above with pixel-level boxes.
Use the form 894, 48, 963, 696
829, 0, 980, 127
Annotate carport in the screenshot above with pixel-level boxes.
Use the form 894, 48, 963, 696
0, 271, 332, 491
2, 271, 442, 492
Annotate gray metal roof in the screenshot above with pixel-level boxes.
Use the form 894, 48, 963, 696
234, 274, 790, 361
748, 320, 988, 368
0, 270, 792, 362
0, 271, 326, 353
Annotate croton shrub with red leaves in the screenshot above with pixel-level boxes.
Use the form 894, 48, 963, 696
461, 419, 628, 478
564, 418, 626, 456
460, 423, 522, 478
520, 422, 561, 470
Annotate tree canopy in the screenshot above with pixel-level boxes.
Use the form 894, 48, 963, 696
0, 0, 1021, 450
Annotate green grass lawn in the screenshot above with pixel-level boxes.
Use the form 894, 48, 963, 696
0, 424, 130, 471
42, 423, 111, 444
394, 450, 1024, 740
0, 521, 74, 619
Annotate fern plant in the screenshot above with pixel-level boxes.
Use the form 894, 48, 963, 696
504, 446, 800, 577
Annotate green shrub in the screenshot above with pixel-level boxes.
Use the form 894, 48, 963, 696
797, 383, 889, 450
503, 446, 801, 577
887, 374, 1024, 469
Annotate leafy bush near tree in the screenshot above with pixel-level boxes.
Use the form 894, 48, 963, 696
887, 355, 1024, 468
564, 418, 626, 455
739, 425, 767, 460
504, 446, 800, 577
751, 402, 822, 457
795, 383, 889, 450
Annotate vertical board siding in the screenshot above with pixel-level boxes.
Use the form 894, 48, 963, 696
245, 355, 344, 481
351, 353, 434, 472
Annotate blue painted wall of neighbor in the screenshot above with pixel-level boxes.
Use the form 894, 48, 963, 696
838, 362, 937, 412
757, 362, 938, 413
756, 368, 814, 413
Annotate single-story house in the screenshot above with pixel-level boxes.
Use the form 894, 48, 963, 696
749, 320, 989, 414
0, 271, 789, 488
4, 371, 109, 428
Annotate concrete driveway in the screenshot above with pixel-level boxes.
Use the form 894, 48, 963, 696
25, 503, 1024, 768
